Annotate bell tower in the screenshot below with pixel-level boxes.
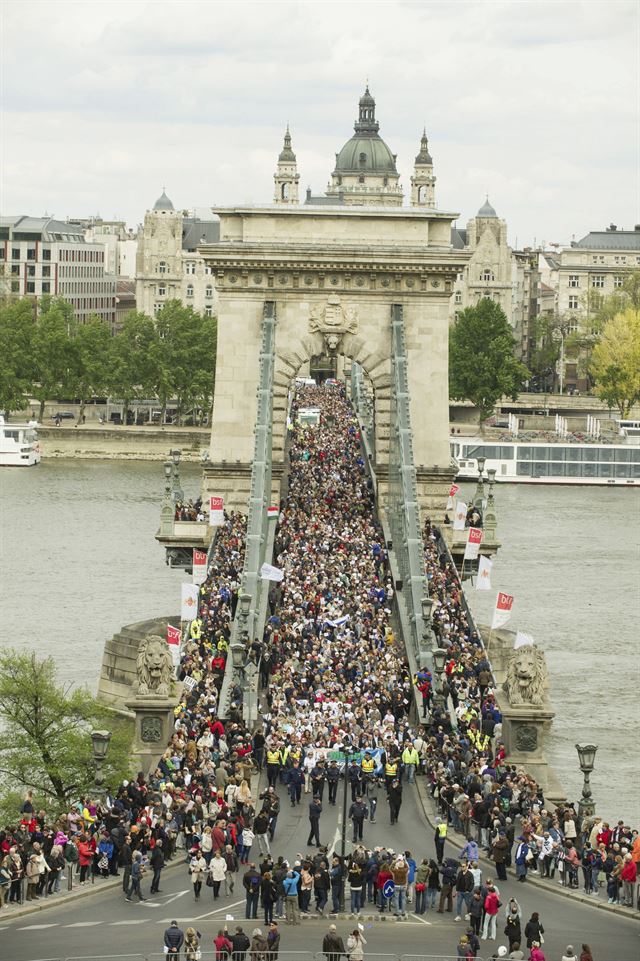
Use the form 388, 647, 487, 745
274, 126, 300, 204
410, 130, 436, 207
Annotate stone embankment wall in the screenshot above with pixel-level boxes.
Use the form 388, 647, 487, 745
38, 425, 208, 460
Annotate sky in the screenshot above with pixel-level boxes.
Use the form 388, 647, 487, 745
1, 0, 638, 247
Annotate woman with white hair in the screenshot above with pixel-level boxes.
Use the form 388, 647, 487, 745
250, 927, 268, 960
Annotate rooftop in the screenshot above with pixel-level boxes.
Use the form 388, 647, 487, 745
573, 227, 640, 250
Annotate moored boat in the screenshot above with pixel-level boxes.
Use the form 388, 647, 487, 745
0, 416, 42, 466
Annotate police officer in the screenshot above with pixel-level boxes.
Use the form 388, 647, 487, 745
384, 756, 399, 793
348, 796, 368, 843
307, 797, 323, 848
365, 777, 380, 824
388, 778, 403, 825
326, 760, 340, 805
311, 761, 326, 801
434, 816, 448, 863
266, 746, 281, 789
288, 760, 305, 807
348, 760, 362, 802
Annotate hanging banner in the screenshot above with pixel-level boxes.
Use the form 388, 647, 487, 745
476, 555, 493, 591
183, 675, 197, 692
181, 583, 199, 621
267, 506, 279, 520
209, 496, 224, 527
514, 631, 535, 649
491, 591, 514, 630
464, 527, 483, 560
453, 500, 467, 530
446, 484, 460, 510
193, 549, 208, 584
167, 624, 182, 667
260, 562, 285, 582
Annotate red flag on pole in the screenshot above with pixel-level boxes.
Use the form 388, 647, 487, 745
464, 527, 483, 560
491, 592, 514, 630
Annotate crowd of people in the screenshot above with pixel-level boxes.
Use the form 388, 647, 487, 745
175, 498, 205, 522
1, 384, 637, 961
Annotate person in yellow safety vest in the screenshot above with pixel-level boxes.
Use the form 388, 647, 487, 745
189, 618, 202, 640
217, 637, 229, 654
401, 744, 420, 784
434, 816, 448, 862
361, 754, 375, 780
266, 748, 281, 788
384, 758, 399, 791
475, 732, 490, 753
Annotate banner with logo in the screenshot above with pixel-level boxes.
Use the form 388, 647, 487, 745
464, 527, 483, 560
181, 583, 199, 622
491, 591, 514, 630
209, 496, 224, 527
453, 500, 467, 530
476, 555, 493, 591
167, 623, 182, 667
446, 484, 460, 510
193, 549, 208, 584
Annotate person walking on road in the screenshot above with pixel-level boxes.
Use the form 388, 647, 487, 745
190, 851, 207, 901
434, 816, 448, 863
308, 797, 323, 847
481, 883, 500, 940
349, 796, 368, 843
504, 898, 522, 951
388, 778, 403, 824
322, 923, 346, 961
209, 849, 228, 899
126, 851, 146, 902
164, 920, 185, 958
524, 912, 544, 949
150, 839, 164, 894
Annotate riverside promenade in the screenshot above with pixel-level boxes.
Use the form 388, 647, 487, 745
1, 386, 637, 961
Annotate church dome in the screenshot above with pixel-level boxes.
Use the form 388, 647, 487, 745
477, 197, 498, 218
153, 190, 175, 211
333, 87, 398, 175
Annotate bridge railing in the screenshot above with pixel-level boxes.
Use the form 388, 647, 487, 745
351, 359, 376, 458
388, 304, 430, 669
218, 300, 277, 719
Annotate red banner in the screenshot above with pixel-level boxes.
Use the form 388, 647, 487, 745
167, 624, 181, 647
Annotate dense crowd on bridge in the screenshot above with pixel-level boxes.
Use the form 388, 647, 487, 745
1, 385, 638, 961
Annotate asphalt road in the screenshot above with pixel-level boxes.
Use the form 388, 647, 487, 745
1, 780, 638, 961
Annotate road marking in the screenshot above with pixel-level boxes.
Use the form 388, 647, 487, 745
408, 914, 432, 925
192, 897, 245, 920
65, 921, 103, 927
109, 919, 146, 925
16, 923, 59, 930
162, 889, 189, 904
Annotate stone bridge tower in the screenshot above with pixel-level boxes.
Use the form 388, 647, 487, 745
200, 89, 468, 516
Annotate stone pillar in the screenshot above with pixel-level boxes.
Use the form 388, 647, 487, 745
125, 696, 177, 775
499, 702, 567, 806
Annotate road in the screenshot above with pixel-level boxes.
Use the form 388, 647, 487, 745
1, 779, 638, 961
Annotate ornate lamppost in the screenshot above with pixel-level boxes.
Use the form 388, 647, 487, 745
484, 467, 497, 539
473, 456, 486, 508
90, 730, 112, 804
575, 743, 598, 817
432, 647, 448, 711
159, 459, 175, 535
170, 448, 184, 503
420, 595, 434, 668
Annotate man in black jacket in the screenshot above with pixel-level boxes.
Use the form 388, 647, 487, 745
120, 835, 133, 893
326, 760, 340, 805
307, 797, 323, 847
163, 920, 184, 957
149, 839, 164, 894
228, 924, 251, 960
348, 797, 368, 843
322, 923, 346, 961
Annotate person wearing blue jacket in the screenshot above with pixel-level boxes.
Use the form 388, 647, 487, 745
404, 850, 417, 904
282, 869, 301, 924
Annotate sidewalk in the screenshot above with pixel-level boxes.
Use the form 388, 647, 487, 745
0, 856, 185, 924
413, 775, 640, 921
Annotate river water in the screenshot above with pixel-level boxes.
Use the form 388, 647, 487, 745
0, 461, 637, 824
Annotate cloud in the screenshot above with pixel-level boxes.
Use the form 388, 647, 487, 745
2, 0, 638, 244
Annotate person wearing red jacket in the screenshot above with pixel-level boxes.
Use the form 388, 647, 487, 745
375, 864, 393, 913
213, 928, 233, 959
77, 835, 94, 884
481, 885, 500, 940
620, 854, 637, 907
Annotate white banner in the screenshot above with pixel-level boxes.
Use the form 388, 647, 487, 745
446, 483, 460, 511
183, 675, 197, 692
514, 631, 535, 649
209, 496, 224, 527
476, 555, 493, 590
260, 562, 284, 582
181, 583, 199, 622
464, 527, 483, 560
491, 591, 514, 630
192, 549, 208, 585
453, 500, 467, 530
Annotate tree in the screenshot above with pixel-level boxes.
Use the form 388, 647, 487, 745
0, 298, 36, 414
31, 297, 77, 421
108, 311, 158, 424
590, 308, 640, 418
71, 316, 112, 421
0, 649, 132, 816
154, 301, 216, 425
449, 298, 529, 423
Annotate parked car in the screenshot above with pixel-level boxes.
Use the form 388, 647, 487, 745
52, 411, 75, 420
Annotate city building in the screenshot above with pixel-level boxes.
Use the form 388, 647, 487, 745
0, 215, 117, 327
135, 191, 220, 318
557, 224, 640, 330
69, 218, 138, 278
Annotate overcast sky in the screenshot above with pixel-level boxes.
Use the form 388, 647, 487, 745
2, 0, 637, 247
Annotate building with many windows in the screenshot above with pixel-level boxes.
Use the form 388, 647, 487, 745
69, 217, 138, 278
135, 191, 220, 318
557, 224, 640, 330
0, 216, 117, 327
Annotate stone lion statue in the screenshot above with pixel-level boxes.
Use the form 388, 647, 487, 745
503, 644, 548, 706
136, 634, 174, 696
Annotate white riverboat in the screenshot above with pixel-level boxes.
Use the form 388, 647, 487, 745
0, 416, 42, 466
451, 437, 640, 486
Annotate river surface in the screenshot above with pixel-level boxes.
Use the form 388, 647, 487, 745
0, 461, 638, 824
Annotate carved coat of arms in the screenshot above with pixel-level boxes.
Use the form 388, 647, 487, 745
309, 295, 358, 350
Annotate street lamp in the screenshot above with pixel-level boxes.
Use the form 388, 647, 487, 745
473, 456, 486, 508
90, 730, 111, 804
576, 743, 598, 817
484, 468, 497, 538
432, 647, 448, 711
420, 595, 434, 666
340, 734, 357, 911
169, 448, 184, 503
